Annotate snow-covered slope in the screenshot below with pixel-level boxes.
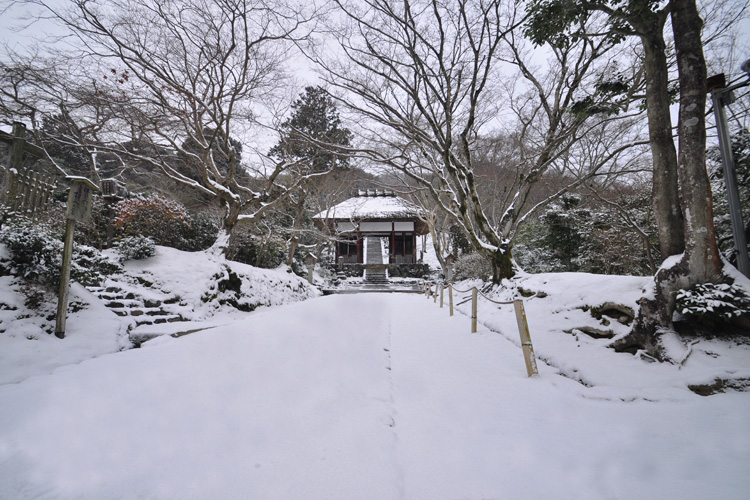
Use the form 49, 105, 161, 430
0, 245, 319, 385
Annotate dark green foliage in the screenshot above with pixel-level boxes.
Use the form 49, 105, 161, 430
449, 225, 473, 257
514, 191, 657, 276
227, 230, 285, 269
523, 0, 593, 49
269, 86, 352, 173
569, 73, 632, 118
539, 194, 592, 270
179, 211, 219, 252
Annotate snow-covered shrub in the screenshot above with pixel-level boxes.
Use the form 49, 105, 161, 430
0, 220, 122, 287
676, 282, 750, 326
452, 252, 492, 281
0, 221, 63, 284
117, 235, 156, 261
72, 245, 123, 285
114, 196, 192, 247
228, 230, 285, 269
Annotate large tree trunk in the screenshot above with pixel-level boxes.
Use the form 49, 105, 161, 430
639, 23, 685, 260
617, 0, 722, 359
489, 246, 514, 284
670, 0, 721, 282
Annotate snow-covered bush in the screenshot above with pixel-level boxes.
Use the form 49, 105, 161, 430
452, 252, 492, 281
117, 235, 156, 261
0, 220, 122, 286
0, 221, 62, 284
114, 196, 192, 247
228, 230, 285, 269
676, 282, 750, 326
72, 245, 123, 285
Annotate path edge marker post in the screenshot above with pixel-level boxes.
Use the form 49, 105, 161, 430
513, 299, 539, 377
471, 287, 478, 333
55, 177, 98, 339
449, 285, 454, 316
440, 284, 444, 308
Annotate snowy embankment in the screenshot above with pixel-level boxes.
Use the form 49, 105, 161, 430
1, 288, 749, 499
459, 271, 750, 399
0, 245, 319, 385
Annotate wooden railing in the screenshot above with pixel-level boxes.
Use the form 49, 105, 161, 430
423, 281, 539, 377
1, 168, 59, 215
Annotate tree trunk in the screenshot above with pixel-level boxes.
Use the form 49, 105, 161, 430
286, 194, 307, 267
670, 0, 722, 282
209, 201, 241, 256
618, 0, 723, 359
489, 246, 514, 284
639, 25, 685, 260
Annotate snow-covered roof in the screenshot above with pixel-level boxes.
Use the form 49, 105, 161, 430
313, 192, 423, 221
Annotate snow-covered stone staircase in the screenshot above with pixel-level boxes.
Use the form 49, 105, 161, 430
365, 236, 389, 285
87, 276, 190, 328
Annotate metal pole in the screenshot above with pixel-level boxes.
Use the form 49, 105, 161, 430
711, 89, 750, 277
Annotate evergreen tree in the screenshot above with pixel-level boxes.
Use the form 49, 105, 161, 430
269, 86, 352, 266
269, 86, 352, 173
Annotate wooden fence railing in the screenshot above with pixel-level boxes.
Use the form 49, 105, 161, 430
1, 168, 59, 215
423, 281, 539, 377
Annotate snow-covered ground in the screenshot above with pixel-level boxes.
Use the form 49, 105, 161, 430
1, 247, 749, 499
0, 245, 318, 385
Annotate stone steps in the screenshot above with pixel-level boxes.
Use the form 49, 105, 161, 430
87, 283, 189, 331
365, 236, 390, 284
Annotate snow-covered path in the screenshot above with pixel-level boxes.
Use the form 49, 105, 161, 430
1, 294, 748, 499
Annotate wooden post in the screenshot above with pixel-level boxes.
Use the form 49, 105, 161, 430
513, 299, 539, 377
5, 169, 18, 209
8, 122, 27, 165
440, 285, 444, 308
55, 218, 76, 338
55, 177, 98, 339
434, 284, 438, 303
449, 285, 454, 316
471, 287, 478, 333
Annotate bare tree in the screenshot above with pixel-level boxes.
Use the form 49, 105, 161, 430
7, 0, 334, 252
315, 0, 647, 282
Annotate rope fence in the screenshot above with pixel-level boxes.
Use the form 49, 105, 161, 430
421, 280, 539, 377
